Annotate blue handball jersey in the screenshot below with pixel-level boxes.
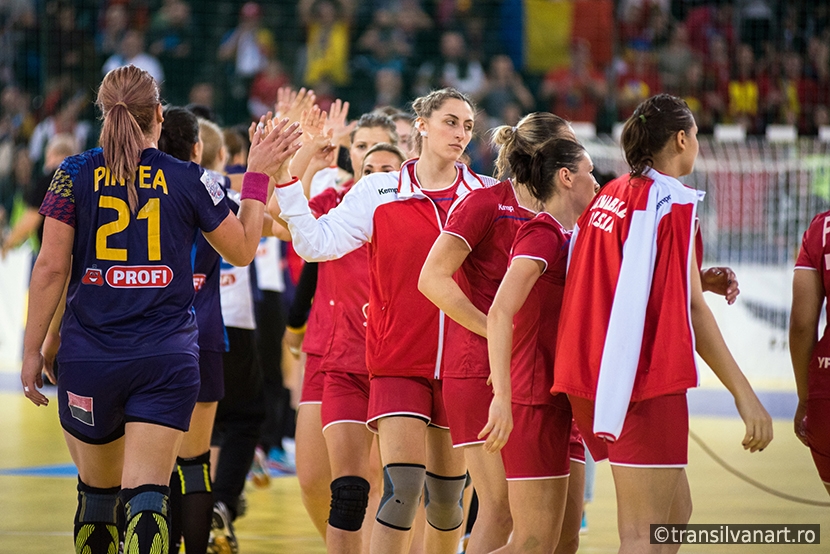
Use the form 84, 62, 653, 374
191, 177, 230, 354
39, 147, 231, 362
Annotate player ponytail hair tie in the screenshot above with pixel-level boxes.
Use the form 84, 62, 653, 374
638, 114, 647, 123
114, 101, 129, 109
511, 126, 518, 132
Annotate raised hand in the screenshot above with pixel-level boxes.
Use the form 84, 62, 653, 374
300, 105, 328, 139
275, 87, 316, 126
247, 118, 303, 182
324, 98, 357, 146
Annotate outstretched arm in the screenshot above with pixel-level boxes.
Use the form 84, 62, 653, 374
205, 119, 302, 266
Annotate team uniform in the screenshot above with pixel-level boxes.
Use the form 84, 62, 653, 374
794, 211, 830, 483
299, 180, 359, 410
307, 181, 373, 430
501, 213, 574, 479
274, 159, 496, 431
440, 180, 533, 446
192, 229, 225, 403
40, 147, 230, 443
553, 168, 705, 467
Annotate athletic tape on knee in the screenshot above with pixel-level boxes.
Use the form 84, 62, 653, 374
328, 476, 370, 532
424, 472, 466, 531
177, 451, 212, 494
375, 464, 426, 531
75, 479, 120, 524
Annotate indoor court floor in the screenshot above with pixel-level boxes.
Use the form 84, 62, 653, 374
0, 375, 828, 553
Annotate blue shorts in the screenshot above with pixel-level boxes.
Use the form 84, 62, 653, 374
197, 350, 225, 403
58, 354, 201, 444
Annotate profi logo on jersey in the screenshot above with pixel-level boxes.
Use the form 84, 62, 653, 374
81, 267, 104, 286
105, 265, 174, 288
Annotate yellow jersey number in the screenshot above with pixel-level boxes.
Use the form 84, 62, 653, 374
96, 197, 161, 261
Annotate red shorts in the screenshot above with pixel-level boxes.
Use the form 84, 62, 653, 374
569, 393, 688, 467
501, 396, 573, 480
443, 376, 492, 447
299, 353, 324, 405
569, 418, 586, 464
321, 371, 370, 430
367, 376, 449, 432
805, 398, 830, 484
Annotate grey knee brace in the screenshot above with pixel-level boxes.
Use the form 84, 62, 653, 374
329, 476, 370, 532
424, 472, 466, 531
375, 464, 426, 531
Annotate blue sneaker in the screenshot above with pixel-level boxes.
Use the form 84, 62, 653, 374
267, 446, 296, 474
580, 510, 588, 534
250, 447, 271, 488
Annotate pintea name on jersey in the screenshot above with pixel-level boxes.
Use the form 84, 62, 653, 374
105, 265, 174, 288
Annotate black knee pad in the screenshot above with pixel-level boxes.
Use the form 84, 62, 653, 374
120, 484, 170, 554
328, 476, 370, 532
424, 472, 466, 531
177, 451, 212, 495
375, 464, 426, 531
74, 479, 121, 553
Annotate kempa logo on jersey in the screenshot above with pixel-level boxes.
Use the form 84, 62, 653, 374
105, 265, 174, 288
498, 204, 514, 212
377, 187, 397, 195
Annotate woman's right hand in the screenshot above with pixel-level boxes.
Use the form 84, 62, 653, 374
275, 87, 316, 126
478, 393, 513, 454
21, 350, 48, 407
734, 392, 773, 452
247, 118, 303, 181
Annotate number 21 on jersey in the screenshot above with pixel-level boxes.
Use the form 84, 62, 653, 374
96, 196, 161, 261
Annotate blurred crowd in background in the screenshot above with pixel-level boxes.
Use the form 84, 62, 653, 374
0, 0, 829, 224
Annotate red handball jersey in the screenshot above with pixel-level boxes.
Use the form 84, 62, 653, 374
795, 210, 830, 400
553, 168, 705, 441
509, 213, 570, 405
303, 180, 369, 374
441, 180, 535, 378
275, 159, 496, 379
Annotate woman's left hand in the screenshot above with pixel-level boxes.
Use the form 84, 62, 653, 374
41, 331, 60, 385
